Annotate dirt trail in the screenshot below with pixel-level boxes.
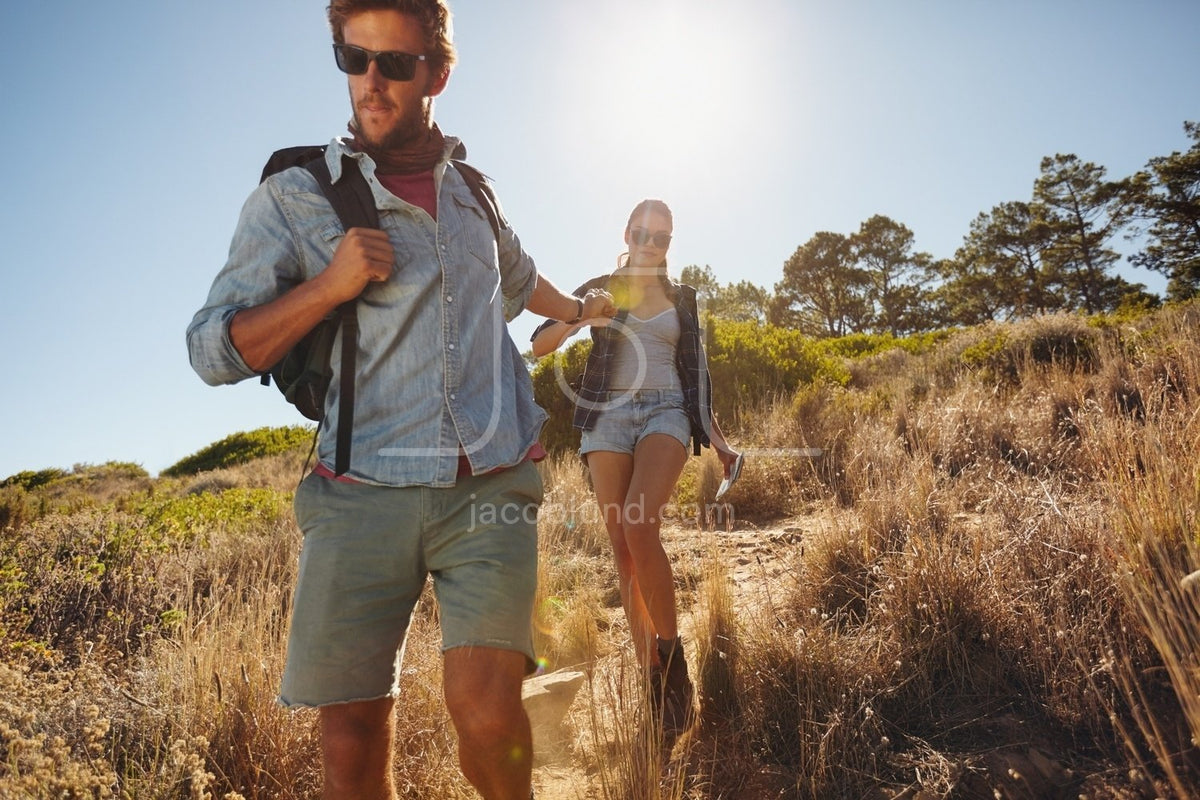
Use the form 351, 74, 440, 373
527, 515, 814, 800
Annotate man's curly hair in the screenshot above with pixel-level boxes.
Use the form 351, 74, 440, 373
327, 0, 456, 71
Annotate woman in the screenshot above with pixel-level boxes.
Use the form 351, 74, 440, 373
531, 199, 741, 739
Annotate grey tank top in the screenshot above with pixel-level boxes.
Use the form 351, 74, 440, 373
608, 308, 683, 391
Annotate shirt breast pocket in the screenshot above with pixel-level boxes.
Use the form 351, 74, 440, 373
451, 193, 498, 271
315, 219, 419, 302
317, 219, 346, 253
296, 218, 350, 281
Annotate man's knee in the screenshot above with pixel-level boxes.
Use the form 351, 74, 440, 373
320, 698, 394, 774
443, 648, 528, 738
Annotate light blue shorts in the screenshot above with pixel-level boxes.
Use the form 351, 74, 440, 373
579, 389, 691, 456
280, 460, 542, 708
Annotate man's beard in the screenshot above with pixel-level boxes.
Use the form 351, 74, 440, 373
352, 95, 434, 152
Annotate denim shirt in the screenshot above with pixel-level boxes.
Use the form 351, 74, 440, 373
187, 137, 547, 487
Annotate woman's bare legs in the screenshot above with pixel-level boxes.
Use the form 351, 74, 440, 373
587, 449, 655, 665
587, 434, 688, 668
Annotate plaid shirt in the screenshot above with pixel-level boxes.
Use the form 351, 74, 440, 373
534, 273, 713, 455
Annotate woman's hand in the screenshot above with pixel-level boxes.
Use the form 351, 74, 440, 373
716, 444, 741, 476
707, 416, 741, 476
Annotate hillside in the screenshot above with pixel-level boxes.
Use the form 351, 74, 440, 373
2, 306, 1199, 798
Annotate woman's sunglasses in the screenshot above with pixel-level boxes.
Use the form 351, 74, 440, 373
333, 44, 427, 82
629, 228, 672, 248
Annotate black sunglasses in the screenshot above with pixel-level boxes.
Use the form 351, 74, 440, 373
333, 43, 427, 82
630, 228, 672, 248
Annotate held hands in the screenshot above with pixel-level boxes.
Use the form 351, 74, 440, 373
320, 227, 394, 304
578, 288, 617, 324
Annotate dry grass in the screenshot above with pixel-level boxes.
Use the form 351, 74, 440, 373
4, 303, 1200, 797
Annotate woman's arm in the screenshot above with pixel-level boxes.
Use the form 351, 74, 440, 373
707, 413, 741, 474
531, 319, 584, 357
527, 274, 616, 357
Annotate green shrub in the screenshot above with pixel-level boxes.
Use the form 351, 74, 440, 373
528, 322, 951, 454
71, 461, 148, 481
953, 316, 1101, 385
960, 330, 1011, 373
529, 339, 591, 455
0, 463, 154, 532
1, 468, 68, 491
162, 426, 314, 477
706, 320, 851, 421
134, 487, 293, 544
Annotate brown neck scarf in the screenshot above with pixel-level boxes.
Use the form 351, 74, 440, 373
347, 122, 447, 175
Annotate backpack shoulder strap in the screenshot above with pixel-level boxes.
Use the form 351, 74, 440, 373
304, 152, 377, 477
260, 144, 379, 231
261, 147, 379, 477
451, 160, 504, 242
306, 152, 380, 230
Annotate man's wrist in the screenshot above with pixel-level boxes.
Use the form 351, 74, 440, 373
565, 297, 584, 324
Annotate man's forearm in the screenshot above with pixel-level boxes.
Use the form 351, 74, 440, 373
229, 280, 342, 373
526, 272, 583, 322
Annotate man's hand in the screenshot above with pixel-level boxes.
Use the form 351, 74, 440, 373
318, 227, 394, 304
580, 288, 617, 320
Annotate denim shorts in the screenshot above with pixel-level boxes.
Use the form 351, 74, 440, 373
579, 389, 691, 456
280, 459, 542, 708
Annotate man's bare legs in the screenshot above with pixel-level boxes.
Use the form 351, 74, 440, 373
320, 697, 397, 800
318, 646, 531, 800
444, 646, 533, 800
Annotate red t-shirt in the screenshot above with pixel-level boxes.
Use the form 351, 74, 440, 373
377, 171, 437, 220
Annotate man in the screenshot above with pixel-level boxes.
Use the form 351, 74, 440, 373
186, 1, 613, 797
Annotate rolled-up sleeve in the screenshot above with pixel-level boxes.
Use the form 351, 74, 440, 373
496, 222, 538, 322
186, 179, 304, 385
187, 305, 254, 386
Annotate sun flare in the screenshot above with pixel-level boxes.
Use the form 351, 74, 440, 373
555, 3, 771, 179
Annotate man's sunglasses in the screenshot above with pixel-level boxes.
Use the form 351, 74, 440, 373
333, 43, 427, 82
630, 228, 673, 248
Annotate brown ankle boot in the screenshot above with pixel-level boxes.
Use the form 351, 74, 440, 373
656, 636, 695, 739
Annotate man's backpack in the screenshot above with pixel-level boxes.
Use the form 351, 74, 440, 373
257, 144, 503, 476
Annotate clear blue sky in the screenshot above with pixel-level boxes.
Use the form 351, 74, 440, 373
2, 0, 1197, 479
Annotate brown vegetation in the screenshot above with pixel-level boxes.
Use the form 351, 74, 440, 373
3, 304, 1199, 798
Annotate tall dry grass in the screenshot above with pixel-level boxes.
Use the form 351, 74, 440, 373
3, 304, 1200, 797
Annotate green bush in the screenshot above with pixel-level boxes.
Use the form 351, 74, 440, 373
527, 322, 953, 454
1, 469, 68, 491
162, 426, 314, 477
950, 315, 1101, 385
529, 339, 591, 455
818, 330, 952, 359
0, 463, 153, 532
134, 487, 293, 543
705, 320, 851, 420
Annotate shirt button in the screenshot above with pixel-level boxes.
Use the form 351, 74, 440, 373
449, 393, 457, 401
446, 295, 453, 303
448, 343, 456, 351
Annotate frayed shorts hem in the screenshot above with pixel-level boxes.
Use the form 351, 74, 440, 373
276, 687, 400, 710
